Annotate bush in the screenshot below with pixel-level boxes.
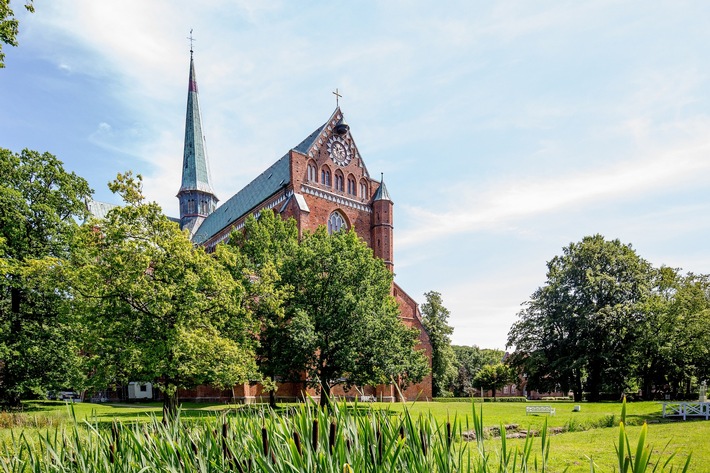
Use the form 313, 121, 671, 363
432, 397, 527, 403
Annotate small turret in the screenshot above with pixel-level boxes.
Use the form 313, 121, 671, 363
371, 174, 394, 272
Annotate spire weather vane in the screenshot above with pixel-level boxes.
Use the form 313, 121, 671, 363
332, 88, 342, 107
188, 29, 195, 53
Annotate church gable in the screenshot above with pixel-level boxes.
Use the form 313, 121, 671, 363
294, 107, 370, 183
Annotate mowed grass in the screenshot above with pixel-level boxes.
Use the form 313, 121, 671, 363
2, 399, 705, 472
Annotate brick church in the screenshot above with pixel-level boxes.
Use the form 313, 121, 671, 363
171, 51, 432, 402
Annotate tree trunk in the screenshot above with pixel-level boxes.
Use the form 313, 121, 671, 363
163, 391, 179, 423
586, 364, 602, 402
573, 373, 583, 402
269, 390, 277, 409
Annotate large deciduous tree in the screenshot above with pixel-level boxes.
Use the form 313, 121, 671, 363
223, 210, 298, 407
421, 291, 457, 397
507, 234, 654, 402
473, 362, 514, 400
634, 269, 710, 399
281, 227, 428, 407
451, 346, 504, 397
0, 148, 91, 406
71, 172, 256, 419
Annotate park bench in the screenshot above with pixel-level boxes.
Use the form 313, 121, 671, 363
360, 395, 376, 402
526, 405, 555, 416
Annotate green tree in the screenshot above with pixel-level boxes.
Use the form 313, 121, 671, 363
281, 228, 427, 407
507, 234, 654, 402
0, 0, 33, 68
451, 345, 504, 396
223, 210, 298, 407
0, 148, 92, 406
634, 269, 710, 399
421, 291, 457, 397
473, 362, 514, 400
70, 172, 256, 419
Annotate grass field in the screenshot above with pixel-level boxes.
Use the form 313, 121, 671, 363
1, 399, 704, 472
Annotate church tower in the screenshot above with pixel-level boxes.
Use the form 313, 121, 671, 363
371, 175, 394, 272
177, 50, 218, 237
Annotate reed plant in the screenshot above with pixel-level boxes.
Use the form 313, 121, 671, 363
0, 398, 693, 472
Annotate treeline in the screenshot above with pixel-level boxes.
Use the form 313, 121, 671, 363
508, 234, 710, 402
419, 291, 508, 398
0, 148, 428, 415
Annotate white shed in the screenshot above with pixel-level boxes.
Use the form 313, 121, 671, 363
127, 382, 153, 400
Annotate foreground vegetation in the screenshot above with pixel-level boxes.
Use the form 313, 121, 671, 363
0, 400, 701, 472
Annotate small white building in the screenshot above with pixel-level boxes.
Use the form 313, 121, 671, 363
127, 382, 152, 400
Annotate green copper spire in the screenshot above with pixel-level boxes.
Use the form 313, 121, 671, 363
178, 50, 218, 235
180, 53, 214, 195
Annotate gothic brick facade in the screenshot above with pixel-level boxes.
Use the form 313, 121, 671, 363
177, 54, 432, 402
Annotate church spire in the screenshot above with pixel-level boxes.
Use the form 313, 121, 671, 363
178, 48, 218, 236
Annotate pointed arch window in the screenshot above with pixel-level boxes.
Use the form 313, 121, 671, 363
328, 211, 348, 234
307, 162, 317, 182
334, 171, 344, 192
321, 166, 332, 187
360, 180, 369, 199
347, 175, 356, 195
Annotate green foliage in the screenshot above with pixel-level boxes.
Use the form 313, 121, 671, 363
70, 172, 256, 418
223, 210, 299, 406
432, 397, 527, 403
634, 269, 710, 399
508, 235, 655, 401
473, 363, 515, 400
509, 235, 710, 401
0, 148, 92, 406
421, 291, 457, 397
451, 346, 505, 397
0, 0, 33, 68
280, 227, 428, 406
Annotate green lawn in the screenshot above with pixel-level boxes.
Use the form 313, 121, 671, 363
2, 399, 705, 472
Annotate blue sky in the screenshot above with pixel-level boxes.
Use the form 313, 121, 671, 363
2, 1, 710, 349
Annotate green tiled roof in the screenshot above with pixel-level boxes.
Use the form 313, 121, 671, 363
192, 154, 291, 244
191, 117, 330, 245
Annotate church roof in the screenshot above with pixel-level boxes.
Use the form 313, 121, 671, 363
85, 199, 119, 221
190, 110, 349, 245
179, 54, 216, 196
292, 123, 327, 155
192, 153, 291, 245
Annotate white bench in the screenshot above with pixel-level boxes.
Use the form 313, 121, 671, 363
526, 405, 555, 416
360, 395, 376, 402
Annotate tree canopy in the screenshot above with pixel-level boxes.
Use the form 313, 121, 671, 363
0, 148, 92, 406
421, 291, 457, 397
70, 172, 257, 418
473, 362, 515, 400
508, 235, 655, 401
450, 346, 504, 397
279, 226, 428, 406
0, 0, 33, 68
223, 210, 298, 407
